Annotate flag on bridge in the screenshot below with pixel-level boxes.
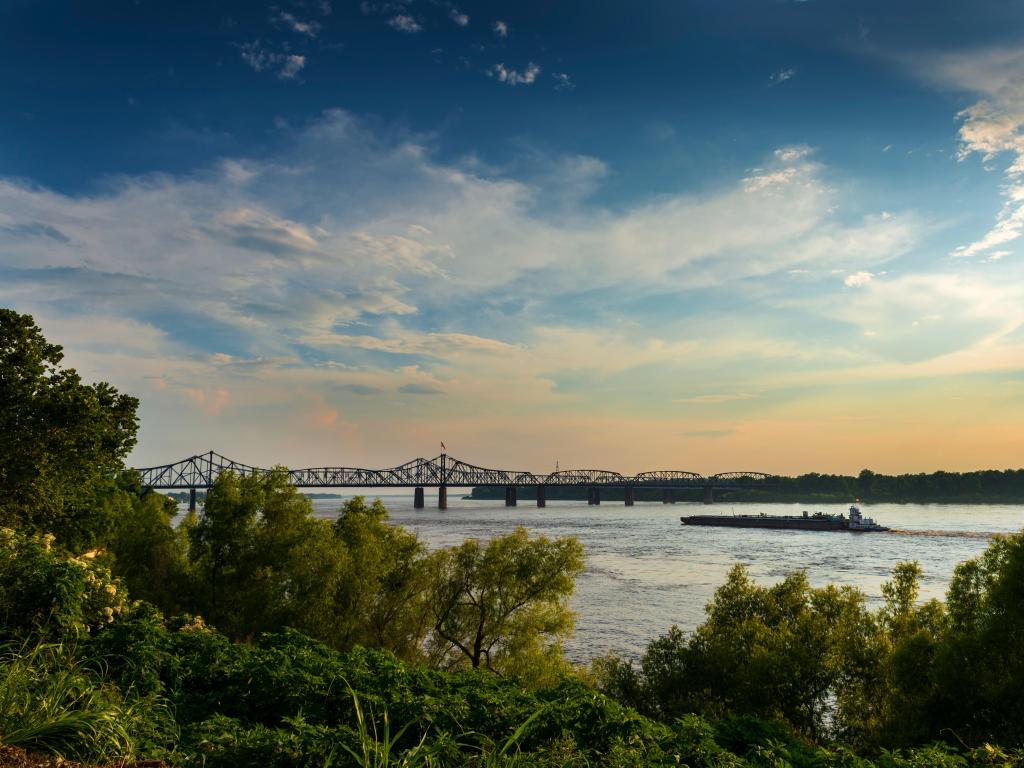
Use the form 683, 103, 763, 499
441, 441, 447, 452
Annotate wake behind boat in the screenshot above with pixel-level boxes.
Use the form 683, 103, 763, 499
680, 504, 889, 532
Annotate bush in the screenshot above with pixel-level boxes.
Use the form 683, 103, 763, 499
0, 527, 126, 644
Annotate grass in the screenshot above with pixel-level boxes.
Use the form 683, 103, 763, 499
0, 642, 141, 763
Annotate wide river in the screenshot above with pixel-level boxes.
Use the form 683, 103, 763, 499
304, 494, 1024, 663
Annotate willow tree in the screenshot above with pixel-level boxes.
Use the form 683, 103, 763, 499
428, 526, 584, 685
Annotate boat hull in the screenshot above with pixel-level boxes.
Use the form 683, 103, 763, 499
680, 514, 848, 531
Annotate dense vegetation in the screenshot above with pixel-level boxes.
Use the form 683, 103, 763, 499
5, 307, 1024, 767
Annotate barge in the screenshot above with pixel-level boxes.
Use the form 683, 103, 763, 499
680, 504, 888, 532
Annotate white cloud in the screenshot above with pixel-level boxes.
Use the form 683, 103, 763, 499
279, 55, 306, 80
449, 8, 469, 26
770, 67, 796, 84
493, 20, 508, 38
388, 14, 421, 33
490, 62, 540, 86
552, 72, 574, 91
275, 11, 321, 37
844, 271, 874, 287
239, 42, 306, 80
910, 48, 1024, 258
0, 111, 937, 466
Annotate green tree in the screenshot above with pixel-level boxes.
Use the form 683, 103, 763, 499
185, 476, 433, 658
107, 479, 192, 616
187, 470, 260, 631
427, 526, 584, 684
923, 531, 1024, 745
328, 496, 432, 658
598, 564, 870, 740
0, 309, 139, 550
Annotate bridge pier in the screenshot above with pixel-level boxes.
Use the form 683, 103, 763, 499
414, 486, 424, 509
703, 486, 713, 504
536, 485, 546, 507
505, 486, 517, 506
438, 485, 448, 510
588, 487, 600, 505
663, 489, 675, 504
624, 486, 634, 506
189, 488, 197, 512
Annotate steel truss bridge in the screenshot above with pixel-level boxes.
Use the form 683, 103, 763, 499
134, 451, 775, 510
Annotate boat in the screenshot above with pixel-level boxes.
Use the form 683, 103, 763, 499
680, 503, 889, 532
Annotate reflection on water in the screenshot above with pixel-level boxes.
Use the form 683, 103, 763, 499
293, 496, 1024, 662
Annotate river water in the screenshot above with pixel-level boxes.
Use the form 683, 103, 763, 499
296, 494, 1024, 663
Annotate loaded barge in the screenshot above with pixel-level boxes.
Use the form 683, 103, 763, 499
680, 504, 888, 532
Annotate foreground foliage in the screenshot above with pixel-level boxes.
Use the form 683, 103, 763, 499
596, 531, 1024, 751
6, 525, 1024, 766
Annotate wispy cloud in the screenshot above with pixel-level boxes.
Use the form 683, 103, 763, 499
673, 394, 755, 404
274, 11, 321, 38
0, 111, 946, 469
239, 41, 306, 80
490, 62, 540, 86
388, 14, 421, 33
844, 271, 874, 287
493, 20, 509, 38
552, 72, 574, 91
909, 48, 1024, 258
769, 67, 796, 84
449, 8, 469, 27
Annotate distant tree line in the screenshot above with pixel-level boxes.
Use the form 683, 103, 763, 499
472, 467, 1024, 504
741, 467, 1024, 503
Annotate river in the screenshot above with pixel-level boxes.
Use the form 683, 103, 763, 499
295, 495, 1024, 662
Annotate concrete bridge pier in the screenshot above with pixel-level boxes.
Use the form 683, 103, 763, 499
703, 486, 714, 504
438, 485, 448, 510
536, 485, 546, 507
588, 487, 601, 505
663, 489, 675, 504
505, 486, 517, 506
189, 488, 197, 512
414, 486, 425, 508
624, 486, 634, 506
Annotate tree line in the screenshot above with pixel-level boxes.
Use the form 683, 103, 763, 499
474, 467, 1024, 504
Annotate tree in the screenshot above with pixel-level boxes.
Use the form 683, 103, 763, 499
107, 476, 192, 616
187, 470, 260, 631
328, 496, 432, 658
0, 309, 139, 549
427, 526, 584, 684
185, 477, 433, 658
597, 564, 871, 739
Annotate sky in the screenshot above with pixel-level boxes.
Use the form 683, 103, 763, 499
3, 0, 1024, 475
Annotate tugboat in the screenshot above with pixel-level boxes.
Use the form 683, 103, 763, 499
845, 503, 888, 532
680, 503, 888, 532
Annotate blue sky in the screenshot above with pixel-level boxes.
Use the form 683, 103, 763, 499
3, 0, 1024, 474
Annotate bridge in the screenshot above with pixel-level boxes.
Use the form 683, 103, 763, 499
133, 451, 775, 511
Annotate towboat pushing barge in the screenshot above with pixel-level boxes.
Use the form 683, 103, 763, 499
680, 504, 889, 532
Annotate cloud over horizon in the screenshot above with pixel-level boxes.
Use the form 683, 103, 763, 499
1, 105, 1020, 473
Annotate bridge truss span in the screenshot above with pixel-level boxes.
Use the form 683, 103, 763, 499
133, 451, 776, 510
